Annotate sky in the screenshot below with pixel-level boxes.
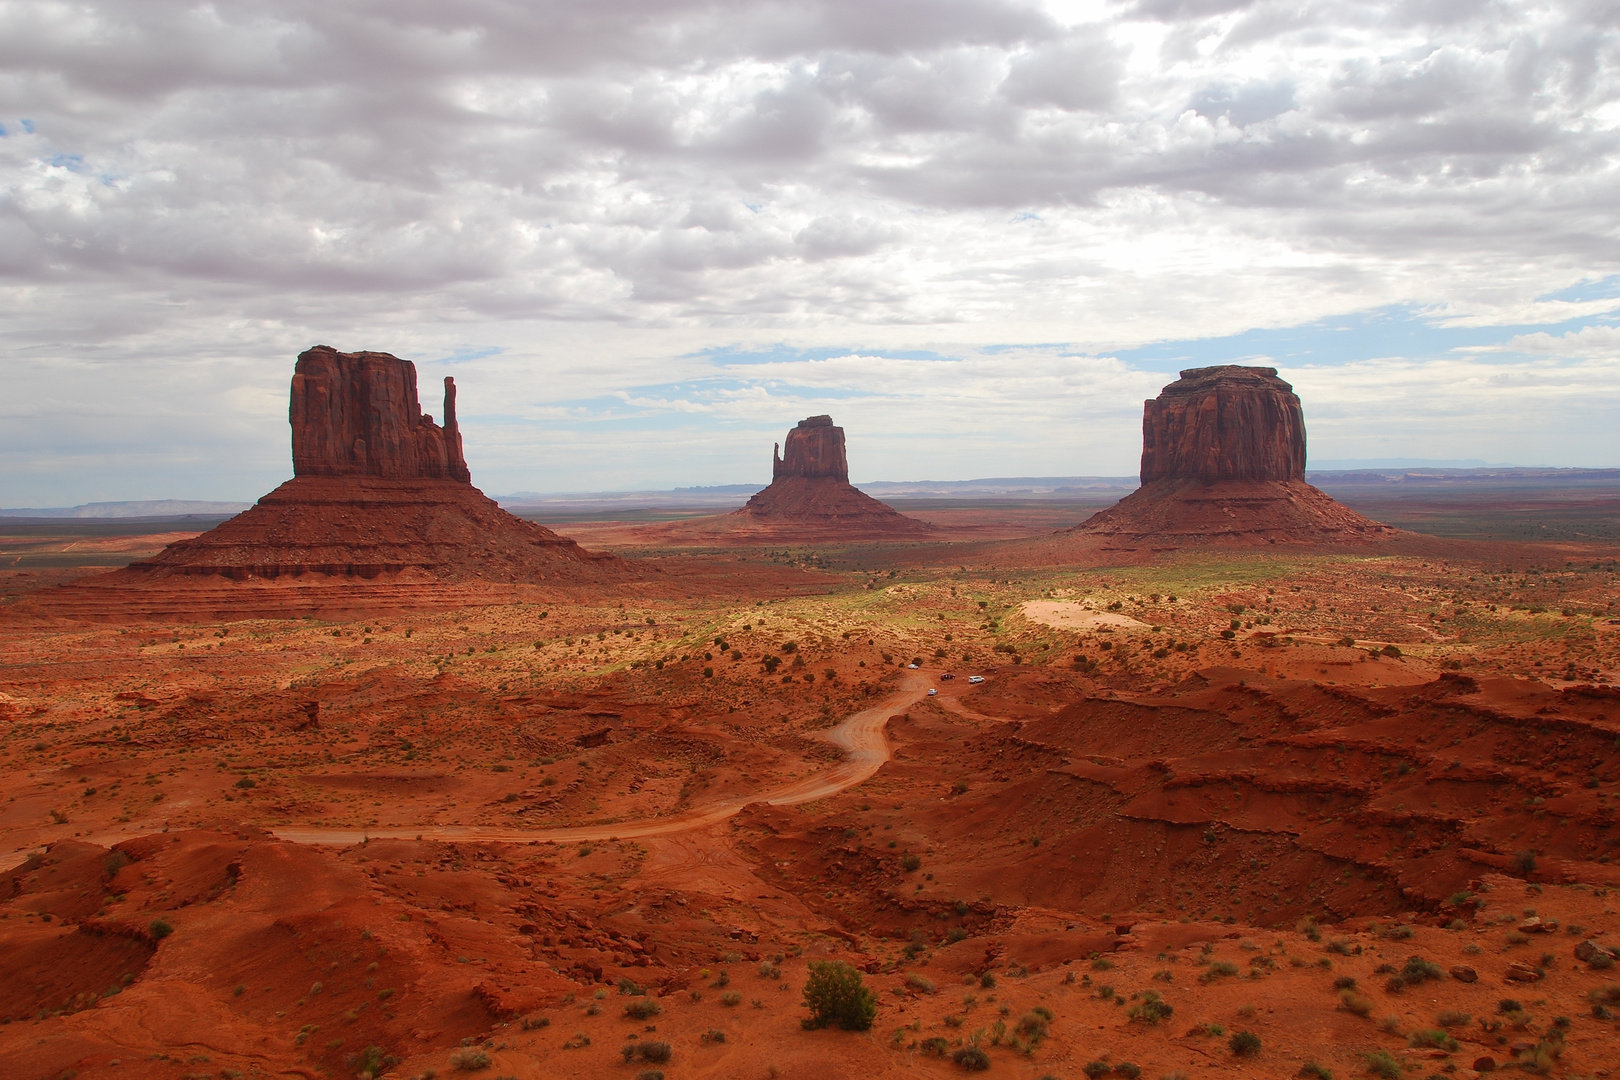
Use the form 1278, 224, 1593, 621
2, 0, 1618, 506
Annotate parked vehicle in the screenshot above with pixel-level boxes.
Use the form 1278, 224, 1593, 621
926, 688, 938, 696
967, 675, 985, 684
940, 673, 955, 680
906, 662, 920, 669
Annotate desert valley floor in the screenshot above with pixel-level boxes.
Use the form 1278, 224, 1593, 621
4, 492, 1620, 1080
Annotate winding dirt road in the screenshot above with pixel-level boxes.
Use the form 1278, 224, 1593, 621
270, 673, 930, 847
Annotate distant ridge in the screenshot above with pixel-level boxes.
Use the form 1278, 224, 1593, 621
0, 500, 252, 519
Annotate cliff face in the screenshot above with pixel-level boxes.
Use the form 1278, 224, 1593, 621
290, 346, 470, 482
1139, 366, 1306, 484
772, 415, 850, 483
1073, 365, 1393, 547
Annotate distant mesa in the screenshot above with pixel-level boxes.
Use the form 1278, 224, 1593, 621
733, 416, 934, 537
118, 346, 618, 583
1076, 365, 1394, 547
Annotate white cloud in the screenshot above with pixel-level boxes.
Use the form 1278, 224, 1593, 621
0, 0, 1617, 503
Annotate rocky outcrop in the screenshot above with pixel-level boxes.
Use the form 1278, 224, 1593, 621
1074, 365, 1394, 547
111, 348, 618, 584
732, 417, 932, 539
1140, 366, 1305, 484
290, 346, 470, 482
772, 415, 849, 482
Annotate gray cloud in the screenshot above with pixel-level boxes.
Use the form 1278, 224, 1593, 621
0, 0, 1617, 502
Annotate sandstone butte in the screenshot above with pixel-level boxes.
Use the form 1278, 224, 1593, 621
728, 415, 934, 537
111, 346, 619, 585
1075, 365, 1395, 547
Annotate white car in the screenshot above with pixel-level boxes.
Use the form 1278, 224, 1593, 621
906, 663, 919, 669
967, 675, 985, 684
927, 688, 938, 696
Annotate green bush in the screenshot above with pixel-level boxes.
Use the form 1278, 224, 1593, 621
624, 998, 662, 1020
1365, 1050, 1400, 1079
1126, 990, 1173, 1025
449, 1048, 490, 1071
1408, 1029, 1458, 1051
148, 918, 173, 940
1299, 1062, 1332, 1079
952, 1046, 990, 1071
1114, 1064, 1141, 1079
1400, 955, 1444, 984
1339, 990, 1373, 1017
1229, 1030, 1261, 1056
801, 960, 877, 1031
1082, 1063, 1111, 1079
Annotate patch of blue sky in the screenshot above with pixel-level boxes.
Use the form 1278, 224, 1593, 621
435, 345, 504, 364
46, 152, 83, 170
1110, 303, 1619, 373
1536, 275, 1620, 303
21, 119, 33, 133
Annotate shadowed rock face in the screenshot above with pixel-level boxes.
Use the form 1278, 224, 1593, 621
772, 415, 849, 483
290, 346, 470, 482
1140, 366, 1306, 484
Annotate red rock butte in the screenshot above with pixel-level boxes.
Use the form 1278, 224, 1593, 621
114, 347, 618, 583
732, 416, 934, 538
1077, 365, 1394, 547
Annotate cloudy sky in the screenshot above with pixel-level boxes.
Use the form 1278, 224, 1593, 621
2, 0, 1618, 506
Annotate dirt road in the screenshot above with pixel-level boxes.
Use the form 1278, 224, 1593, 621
270, 672, 930, 847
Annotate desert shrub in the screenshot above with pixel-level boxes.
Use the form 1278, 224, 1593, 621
720, 991, 741, 1007
1202, 960, 1238, 982
1333, 975, 1357, 990
901, 853, 922, 872
1587, 984, 1620, 1007
801, 960, 877, 1031
919, 1037, 950, 1056
1383, 976, 1405, 993
621, 1041, 670, 1065
1082, 1062, 1111, 1079
1091, 956, 1114, 971
1014, 1009, 1050, 1043
700, 1029, 726, 1044
449, 1048, 490, 1071
635, 1073, 663, 1080
519, 1015, 550, 1030
1126, 990, 1172, 1025
952, 1046, 990, 1072
104, 851, 130, 877
758, 960, 780, 980
1377, 1015, 1402, 1035
1400, 956, 1443, 984
1498, 998, 1524, 1013
906, 973, 937, 994
978, 972, 996, 989
1096, 984, 1115, 1001
1229, 1030, 1260, 1056
1408, 1029, 1458, 1051
1114, 1064, 1141, 1078
149, 918, 174, 940
1512, 850, 1538, 875
1299, 1062, 1333, 1079
624, 998, 662, 1020
1365, 1050, 1400, 1079
1339, 990, 1373, 1017
1436, 1010, 1470, 1028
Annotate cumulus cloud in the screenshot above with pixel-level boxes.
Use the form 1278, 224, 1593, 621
0, 0, 1617, 502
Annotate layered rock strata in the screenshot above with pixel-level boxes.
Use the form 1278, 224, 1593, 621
1077, 366, 1393, 546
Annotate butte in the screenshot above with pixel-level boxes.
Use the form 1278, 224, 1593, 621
628, 415, 935, 545
1073, 365, 1395, 549
38, 347, 621, 617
